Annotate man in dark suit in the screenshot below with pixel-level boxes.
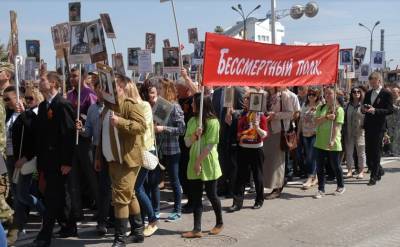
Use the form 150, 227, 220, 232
362, 72, 393, 186
212, 87, 245, 196
31, 72, 75, 247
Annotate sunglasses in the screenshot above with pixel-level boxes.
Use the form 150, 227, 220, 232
352, 91, 361, 94
25, 96, 34, 101
308, 94, 316, 97
3, 97, 10, 102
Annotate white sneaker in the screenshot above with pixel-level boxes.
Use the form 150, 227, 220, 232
314, 190, 325, 199
334, 187, 346, 196
143, 224, 158, 237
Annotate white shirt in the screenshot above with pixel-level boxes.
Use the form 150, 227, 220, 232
102, 110, 115, 162
371, 85, 382, 105
6, 112, 20, 156
270, 90, 301, 134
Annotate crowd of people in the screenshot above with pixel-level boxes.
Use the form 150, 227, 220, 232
0, 60, 398, 247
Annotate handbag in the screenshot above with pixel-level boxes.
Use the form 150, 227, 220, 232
142, 150, 159, 170
279, 94, 298, 151
20, 157, 37, 175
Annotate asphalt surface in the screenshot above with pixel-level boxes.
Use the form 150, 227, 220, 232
15, 157, 400, 247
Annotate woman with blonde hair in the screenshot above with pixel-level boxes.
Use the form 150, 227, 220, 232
121, 77, 160, 240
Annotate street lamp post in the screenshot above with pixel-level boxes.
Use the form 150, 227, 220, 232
231, 4, 261, 40
358, 21, 380, 69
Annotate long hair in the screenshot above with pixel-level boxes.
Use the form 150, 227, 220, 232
349, 86, 365, 104
139, 79, 157, 102
124, 82, 142, 102
304, 87, 322, 106
160, 78, 177, 102
193, 93, 217, 133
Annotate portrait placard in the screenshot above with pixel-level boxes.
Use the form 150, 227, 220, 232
223, 87, 235, 108
193, 41, 204, 65
339, 49, 353, 66
163, 39, 170, 48
69, 2, 81, 22
359, 64, 370, 81
100, 13, 116, 39
145, 33, 156, 53
112, 53, 126, 76
182, 54, 191, 69
354, 46, 367, 61
51, 25, 62, 49
154, 62, 163, 76
26, 40, 40, 62
138, 50, 152, 74
249, 92, 263, 112
60, 23, 70, 48
24, 57, 38, 81
162, 47, 180, 73
127, 47, 140, 71
96, 63, 118, 107
188, 28, 198, 44
371, 51, 385, 69
69, 22, 91, 64
87, 19, 107, 63
152, 96, 174, 125
9, 11, 19, 62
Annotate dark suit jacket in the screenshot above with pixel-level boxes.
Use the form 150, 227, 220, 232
34, 94, 75, 172
363, 88, 393, 132
12, 108, 38, 161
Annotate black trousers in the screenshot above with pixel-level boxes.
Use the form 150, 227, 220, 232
68, 138, 98, 220
189, 179, 223, 232
37, 171, 68, 242
365, 129, 384, 180
233, 147, 264, 207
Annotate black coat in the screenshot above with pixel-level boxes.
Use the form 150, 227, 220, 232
363, 88, 393, 132
11, 108, 38, 161
34, 94, 76, 172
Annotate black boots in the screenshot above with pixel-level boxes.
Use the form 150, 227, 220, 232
128, 214, 144, 243
112, 218, 128, 247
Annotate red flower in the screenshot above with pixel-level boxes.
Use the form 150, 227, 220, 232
47, 109, 53, 120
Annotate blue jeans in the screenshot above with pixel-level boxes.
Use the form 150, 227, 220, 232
0, 223, 6, 247
145, 166, 161, 215
302, 135, 317, 176
164, 153, 182, 213
135, 167, 157, 223
315, 148, 344, 192
15, 173, 45, 228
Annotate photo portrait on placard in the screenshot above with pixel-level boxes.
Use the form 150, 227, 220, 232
112, 53, 126, 76
9, 11, 19, 62
96, 63, 118, 106
127, 47, 140, 70
152, 96, 174, 125
359, 64, 370, 81
70, 23, 89, 55
26, 40, 40, 62
100, 13, 116, 39
372, 51, 385, 68
193, 41, 205, 65
69, 23, 91, 64
138, 49, 152, 74
249, 92, 263, 112
69, 2, 81, 22
223, 87, 235, 108
163, 47, 179, 73
163, 39, 170, 48
56, 57, 65, 75
145, 33, 156, 53
354, 46, 367, 61
182, 54, 191, 69
87, 19, 107, 63
340, 49, 353, 66
60, 23, 70, 46
354, 58, 361, 71
188, 28, 198, 44
51, 25, 62, 49
154, 62, 163, 76
24, 57, 38, 81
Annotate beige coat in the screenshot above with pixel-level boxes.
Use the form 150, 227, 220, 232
96, 97, 146, 168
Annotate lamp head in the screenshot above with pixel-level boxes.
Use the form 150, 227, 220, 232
375, 21, 380, 26
238, 4, 242, 10
255, 4, 261, 10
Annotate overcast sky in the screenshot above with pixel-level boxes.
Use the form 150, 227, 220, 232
0, 0, 399, 70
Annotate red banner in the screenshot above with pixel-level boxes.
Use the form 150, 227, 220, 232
202, 33, 339, 87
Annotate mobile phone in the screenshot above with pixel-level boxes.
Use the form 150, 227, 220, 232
363, 104, 371, 109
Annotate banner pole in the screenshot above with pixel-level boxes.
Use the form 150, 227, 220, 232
111, 38, 117, 54
170, 0, 183, 68
75, 64, 82, 145
329, 82, 338, 146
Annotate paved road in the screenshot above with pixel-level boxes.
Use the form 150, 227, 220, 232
15, 157, 400, 247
